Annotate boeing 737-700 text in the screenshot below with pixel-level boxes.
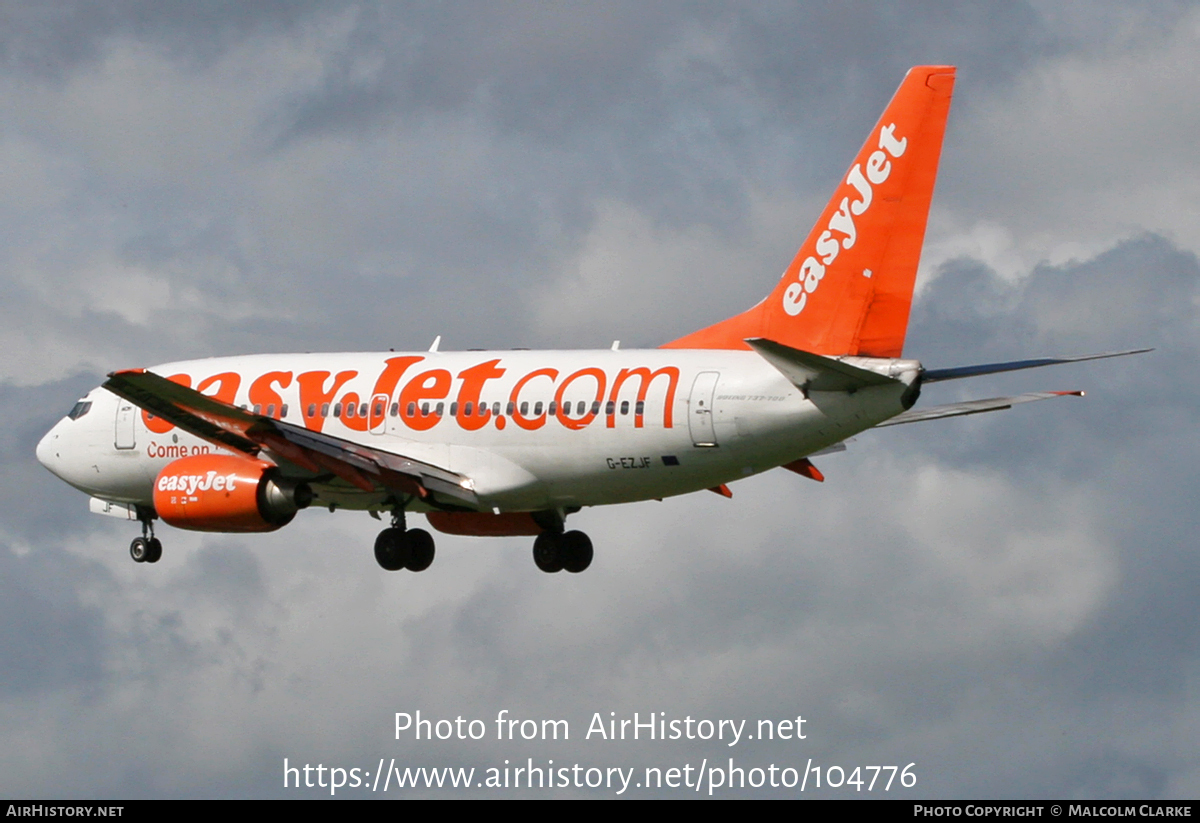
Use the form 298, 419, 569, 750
35, 66, 1146, 573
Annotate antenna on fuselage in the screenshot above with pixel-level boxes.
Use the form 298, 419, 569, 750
611, 340, 620, 351
429, 335, 441, 352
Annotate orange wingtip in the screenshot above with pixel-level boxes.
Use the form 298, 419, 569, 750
1054, 391, 1085, 397
708, 484, 733, 498
107, 368, 146, 377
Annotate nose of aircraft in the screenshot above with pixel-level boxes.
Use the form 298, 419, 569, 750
36, 421, 65, 477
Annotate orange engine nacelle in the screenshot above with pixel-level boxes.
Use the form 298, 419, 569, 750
425, 511, 544, 536
153, 454, 312, 533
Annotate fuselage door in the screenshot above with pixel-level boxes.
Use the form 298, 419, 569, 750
369, 393, 389, 435
114, 402, 136, 450
688, 371, 720, 447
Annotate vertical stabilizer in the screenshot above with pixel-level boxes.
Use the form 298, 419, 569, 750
662, 66, 955, 357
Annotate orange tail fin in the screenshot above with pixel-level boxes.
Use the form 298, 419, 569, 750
663, 66, 955, 357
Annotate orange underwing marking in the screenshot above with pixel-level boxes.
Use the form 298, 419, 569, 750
782, 457, 825, 482
708, 484, 733, 498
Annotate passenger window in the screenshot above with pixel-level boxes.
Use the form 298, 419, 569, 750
421, 402, 430, 416
450, 402, 458, 416
577, 401, 586, 416
253, 404, 262, 415
359, 404, 367, 417
506, 402, 515, 416
435, 402, 444, 417
591, 401, 601, 416
281, 404, 288, 418
390, 403, 399, 417
266, 404, 276, 418
520, 402, 529, 416
606, 401, 615, 415
534, 402, 543, 416
620, 401, 629, 415
407, 402, 416, 417
307, 404, 316, 418
492, 402, 501, 416
548, 401, 557, 415
345, 403, 355, 418
333, 404, 342, 417
464, 402, 473, 417
635, 401, 644, 416
478, 402, 487, 417
321, 403, 330, 417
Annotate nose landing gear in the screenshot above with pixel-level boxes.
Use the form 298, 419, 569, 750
130, 509, 162, 564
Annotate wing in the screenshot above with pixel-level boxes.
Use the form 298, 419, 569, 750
103, 369, 478, 507
875, 390, 1084, 427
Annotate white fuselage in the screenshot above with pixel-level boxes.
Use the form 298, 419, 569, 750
37, 349, 914, 516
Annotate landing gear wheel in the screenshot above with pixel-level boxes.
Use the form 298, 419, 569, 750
405, 529, 435, 572
144, 538, 163, 564
533, 532, 564, 573
130, 537, 149, 563
374, 527, 409, 571
560, 530, 593, 573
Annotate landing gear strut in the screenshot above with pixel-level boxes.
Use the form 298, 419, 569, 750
374, 508, 435, 572
533, 530, 593, 573
130, 509, 162, 564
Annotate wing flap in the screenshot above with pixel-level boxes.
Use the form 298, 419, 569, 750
876, 390, 1083, 427
102, 369, 478, 506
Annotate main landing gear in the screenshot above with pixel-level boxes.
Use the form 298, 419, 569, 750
374, 510, 435, 572
532, 530, 593, 574
130, 509, 162, 564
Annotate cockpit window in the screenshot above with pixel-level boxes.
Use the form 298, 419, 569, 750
67, 400, 92, 420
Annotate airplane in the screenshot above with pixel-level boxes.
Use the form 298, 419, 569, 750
35, 65, 1147, 574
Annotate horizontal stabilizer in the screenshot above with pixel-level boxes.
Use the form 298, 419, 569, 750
103, 369, 477, 506
922, 349, 1151, 383
746, 338, 900, 393
875, 391, 1083, 427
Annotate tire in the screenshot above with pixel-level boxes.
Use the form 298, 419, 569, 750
405, 528, 436, 572
533, 532, 564, 573
560, 530, 593, 573
145, 538, 163, 564
129, 537, 148, 563
374, 528, 408, 571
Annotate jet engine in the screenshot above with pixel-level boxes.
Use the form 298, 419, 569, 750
153, 454, 312, 532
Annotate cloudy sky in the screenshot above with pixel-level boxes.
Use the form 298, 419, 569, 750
2, 1, 1198, 798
